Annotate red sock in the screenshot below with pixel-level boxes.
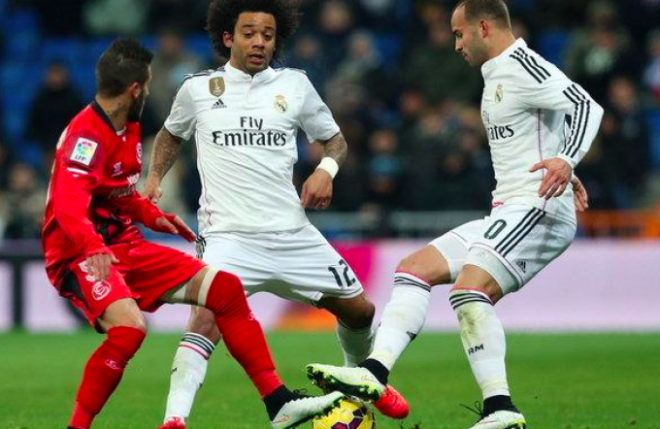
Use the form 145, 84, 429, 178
69, 326, 146, 428
205, 271, 283, 397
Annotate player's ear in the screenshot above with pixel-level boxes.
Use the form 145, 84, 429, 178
223, 32, 233, 49
479, 19, 489, 38
127, 82, 141, 99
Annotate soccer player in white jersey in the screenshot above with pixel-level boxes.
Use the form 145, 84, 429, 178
306, 1, 603, 428
143, 1, 408, 428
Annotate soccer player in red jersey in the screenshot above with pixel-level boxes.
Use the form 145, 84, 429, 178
42, 38, 343, 429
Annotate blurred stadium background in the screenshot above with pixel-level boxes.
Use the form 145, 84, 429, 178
0, 0, 659, 331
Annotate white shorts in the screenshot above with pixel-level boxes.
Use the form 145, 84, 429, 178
430, 203, 576, 294
198, 225, 363, 305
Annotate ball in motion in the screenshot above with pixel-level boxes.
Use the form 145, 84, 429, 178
312, 398, 375, 429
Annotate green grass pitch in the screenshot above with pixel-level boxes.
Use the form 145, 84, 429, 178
1, 332, 658, 429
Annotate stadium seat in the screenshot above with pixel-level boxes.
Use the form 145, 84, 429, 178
68, 60, 98, 101
537, 30, 570, 68
40, 38, 85, 67
374, 34, 402, 68
140, 35, 158, 52
647, 110, 660, 171
14, 140, 45, 169
1, 62, 42, 143
2, 8, 40, 62
0, 62, 40, 106
187, 34, 212, 60
3, 109, 26, 142
85, 37, 116, 63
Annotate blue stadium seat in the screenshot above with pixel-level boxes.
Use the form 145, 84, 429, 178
40, 38, 85, 67
187, 34, 212, 61
14, 140, 44, 168
3, 109, 26, 142
1, 62, 44, 143
2, 8, 40, 62
140, 35, 158, 52
647, 110, 660, 171
0, 62, 41, 102
4, 32, 40, 62
537, 30, 570, 68
374, 33, 402, 68
509, 0, 535, 11
4, 7, 38, 30
85, 37, 116, 63
68, 60, 97, 101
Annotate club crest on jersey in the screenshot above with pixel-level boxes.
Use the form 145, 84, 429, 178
209, 77, 225, 97
92, 281, 112, 301
111, 162, 123, 177
274, 95, 288, 113
71, 137, 98, 166
495, 84, 504, 103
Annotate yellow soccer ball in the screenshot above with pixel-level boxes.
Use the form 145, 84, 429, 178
312, 398, 376, 429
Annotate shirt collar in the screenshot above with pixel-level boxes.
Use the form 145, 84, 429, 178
224, 61, 275, 82
91, 100, 117, 132
481, 38, 527, 78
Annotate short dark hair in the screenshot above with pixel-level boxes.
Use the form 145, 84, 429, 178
206, 0, 301, 60
453, 0, 511, 29
96, 38, 153, 97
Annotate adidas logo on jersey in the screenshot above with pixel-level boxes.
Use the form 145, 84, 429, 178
212, 98, 227, 109
515, 260, 527, 273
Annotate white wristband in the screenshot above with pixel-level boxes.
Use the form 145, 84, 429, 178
316, 157, 339, 179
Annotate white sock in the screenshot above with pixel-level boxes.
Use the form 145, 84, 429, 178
336, 320, 374, 367
369, 273, 431, 371
164, 333, 216, 422
450, 290, 510, 399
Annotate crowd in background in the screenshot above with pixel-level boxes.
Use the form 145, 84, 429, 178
0, 0, 659, 240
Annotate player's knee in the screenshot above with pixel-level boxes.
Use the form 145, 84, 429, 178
396, 256, 434, 285
340, 299, 375, 329
188, 307, 221, 341
101, 302, 148, 334
396, 254, 418, 273
453, 266, 503, 303
200, 270, 246, 315
121, 314, 148, 334
397, 251, 450, 286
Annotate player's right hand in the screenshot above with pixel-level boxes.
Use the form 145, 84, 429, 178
142, 177, 162, 204
86, 251, 119, 282
529, 157, 573, 199
153, 214, 197, 242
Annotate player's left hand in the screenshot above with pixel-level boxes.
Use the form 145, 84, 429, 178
529, 157, 573, 200
301, 169, 333, 210
153, 214, 197, 242
571, 175, 589, 212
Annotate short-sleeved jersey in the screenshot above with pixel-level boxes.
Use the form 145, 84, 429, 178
480, 39, 603, 221
164, 62, 340, 235
42, 102, 163, 288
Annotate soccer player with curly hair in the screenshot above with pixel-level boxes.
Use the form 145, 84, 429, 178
144, 1, 404, 428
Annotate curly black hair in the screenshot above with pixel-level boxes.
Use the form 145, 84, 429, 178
207, 0, 301, 60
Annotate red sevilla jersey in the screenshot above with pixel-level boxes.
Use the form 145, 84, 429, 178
42, 101, 163, 288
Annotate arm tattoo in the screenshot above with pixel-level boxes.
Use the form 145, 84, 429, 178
319, 132, 348, 167
148, 127, 185, 181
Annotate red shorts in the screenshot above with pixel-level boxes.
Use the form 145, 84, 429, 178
59, 240, 206, 327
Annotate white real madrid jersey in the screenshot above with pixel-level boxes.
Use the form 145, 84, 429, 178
480, 39, 604, 222
165, 62, 340, 234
